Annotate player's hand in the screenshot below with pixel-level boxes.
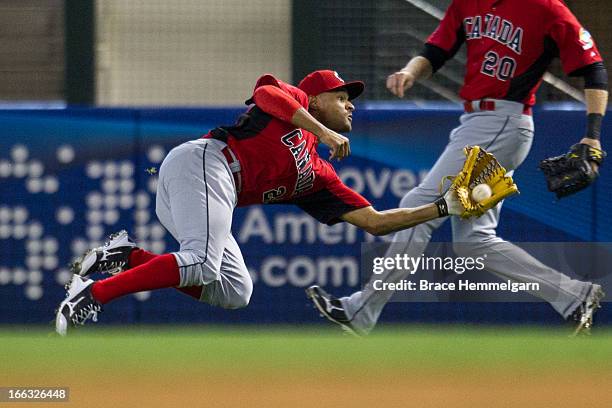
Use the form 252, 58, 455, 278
580, 137, 602, 172
443, 189, 464, 216
319, 129, 351, 161
386, 70, 416, 98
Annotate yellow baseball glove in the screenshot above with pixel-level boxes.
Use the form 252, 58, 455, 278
442, 146, 519, 218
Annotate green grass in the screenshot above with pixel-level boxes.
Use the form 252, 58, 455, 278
2, 325, 612, 376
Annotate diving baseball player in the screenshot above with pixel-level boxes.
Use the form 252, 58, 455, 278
307, 0, 608, 336
56, 70, 496, 335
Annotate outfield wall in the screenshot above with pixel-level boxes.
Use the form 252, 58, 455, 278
0, 106, 610, 326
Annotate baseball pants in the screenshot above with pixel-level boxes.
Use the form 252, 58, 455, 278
343, 99, 593, 332
156, 138, 252, 309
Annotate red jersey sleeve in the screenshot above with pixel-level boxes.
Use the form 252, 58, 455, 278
546, 0, 603, 74
426, 0, 464, 53
276, 81, 309, 110
252, 85, 303, 123
290, 169, 371, 225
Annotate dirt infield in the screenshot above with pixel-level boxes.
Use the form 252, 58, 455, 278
2, 327, 611, 408
5, 363, 612, 407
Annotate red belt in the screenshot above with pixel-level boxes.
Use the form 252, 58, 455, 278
464, 100, 532, 116
221, 146, 242, 193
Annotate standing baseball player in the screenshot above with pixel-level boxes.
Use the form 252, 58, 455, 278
55, 70, 495, 336
307, 0, 608, 335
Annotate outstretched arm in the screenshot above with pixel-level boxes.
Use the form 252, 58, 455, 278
340, 183, 477, 235
340, 205, 441, 237
340, 146, 517, 234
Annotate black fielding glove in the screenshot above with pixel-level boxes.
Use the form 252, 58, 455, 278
539, 143, 606, 198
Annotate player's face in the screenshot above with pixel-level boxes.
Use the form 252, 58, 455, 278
313, 90, 355, 133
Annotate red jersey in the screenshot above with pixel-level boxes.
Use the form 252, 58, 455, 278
204, 75, 370, 225
428, 0, 603, 105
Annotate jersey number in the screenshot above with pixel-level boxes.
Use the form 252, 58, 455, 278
263, 186, 286, 203
480, 51, 516, 81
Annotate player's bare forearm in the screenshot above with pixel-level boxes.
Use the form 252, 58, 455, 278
341, 205, 439, 236
291, 107, 329, 136
584, 89, 608, 116
580, 89, 608, 150
291, 107, 350, 160
400, 56, 433, 80
387, 57, 433, 98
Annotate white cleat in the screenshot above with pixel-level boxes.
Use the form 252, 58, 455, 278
573, 284, 605, 336
71, 230, 135, 277
55, 275, 102, 336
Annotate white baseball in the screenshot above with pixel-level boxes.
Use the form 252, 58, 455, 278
471, 183, 492, 202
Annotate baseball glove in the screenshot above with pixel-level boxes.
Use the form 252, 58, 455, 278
442, 146, 519, 218
539, 143, 606, 198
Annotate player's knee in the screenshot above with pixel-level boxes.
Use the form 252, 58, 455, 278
452, 235, 500, 257
235, 278, 253, 308
224, 295, 250, 309
175, 249, 217, 287
221, 285, 252, 309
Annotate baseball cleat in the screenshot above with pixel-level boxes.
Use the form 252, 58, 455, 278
306, 285, 363, 337
71, 230, 135, 277
55, 275, 102, 336
572, 284, 605, 336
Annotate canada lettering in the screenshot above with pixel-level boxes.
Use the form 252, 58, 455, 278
463, 15, 523, 54
281, 129, 316, 195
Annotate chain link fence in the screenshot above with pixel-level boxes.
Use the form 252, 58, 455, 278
0, 0, 608, 105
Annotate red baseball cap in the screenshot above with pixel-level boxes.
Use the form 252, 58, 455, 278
298, 70, 364, 100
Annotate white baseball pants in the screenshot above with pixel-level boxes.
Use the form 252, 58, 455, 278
156, 138, 252, 309
343, 100, 593, 332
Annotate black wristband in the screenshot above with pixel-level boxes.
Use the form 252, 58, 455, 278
434, 197, 449, 217
419, 44, 448, 73
586, 113, 603, 140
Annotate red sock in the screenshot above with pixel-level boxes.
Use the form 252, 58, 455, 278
128, 248, 204, 300
123, 247, 203, 300
91, 253, 179, 304
128, 248, 158, 268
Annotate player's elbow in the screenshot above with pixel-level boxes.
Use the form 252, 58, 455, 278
343, 207, 393, 236
363, 212, 391, 236
369, 225, 394, 237
365, 224, 387, 236
362, 225, 378, 236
